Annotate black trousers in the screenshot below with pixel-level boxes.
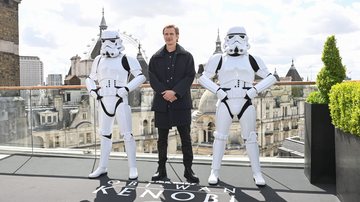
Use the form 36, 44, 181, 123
157, 125, 193, 168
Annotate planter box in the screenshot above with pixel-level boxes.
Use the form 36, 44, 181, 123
304, 103, 336, 184
335, 128, 360, 202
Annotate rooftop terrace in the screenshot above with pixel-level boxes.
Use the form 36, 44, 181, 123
0, 148, 338, 202
0, 83, 343, 201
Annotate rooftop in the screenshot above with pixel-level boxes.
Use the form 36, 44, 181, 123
0, 148, 338, 202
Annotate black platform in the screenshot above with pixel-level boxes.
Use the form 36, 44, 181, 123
0, 154, 338, 202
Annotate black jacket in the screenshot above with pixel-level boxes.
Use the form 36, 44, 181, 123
149, 44, 195, 112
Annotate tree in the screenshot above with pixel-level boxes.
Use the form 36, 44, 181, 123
306, 35, 346, 104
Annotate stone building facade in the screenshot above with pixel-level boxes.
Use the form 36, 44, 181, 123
0, 0, 21, 88
0, 0, 28, 146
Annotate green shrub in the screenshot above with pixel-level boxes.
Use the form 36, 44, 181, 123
306, 91, 326, 104
306, 35, 346, 104
329, 82, 360, 136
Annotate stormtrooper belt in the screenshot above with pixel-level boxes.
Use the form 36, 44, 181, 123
93, 87, 123, 117
221, 87, 252, 120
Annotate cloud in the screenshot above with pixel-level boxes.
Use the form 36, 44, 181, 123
18, 0, 360, 81
56, 3, 98, 27
21, 27, 58, 48
104, 0, 190, 18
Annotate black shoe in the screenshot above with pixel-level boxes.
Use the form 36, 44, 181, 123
151, 168, 167, 181
184, 167, 199, 183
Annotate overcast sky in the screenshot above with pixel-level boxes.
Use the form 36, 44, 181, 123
18, 0, 360, 81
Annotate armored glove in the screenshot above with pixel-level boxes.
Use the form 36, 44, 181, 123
117, 87, 129, 98
216, 89, 227, 100
245, 87, 257, 100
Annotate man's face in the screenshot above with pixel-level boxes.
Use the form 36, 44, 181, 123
163, 28, 178, 46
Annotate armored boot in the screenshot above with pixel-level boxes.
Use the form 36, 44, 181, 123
124, 136, 138, 180
89, 135, 112, 178
246, 133, 266, 186
208, 136, 226, 185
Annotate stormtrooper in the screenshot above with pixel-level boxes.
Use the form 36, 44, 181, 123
199, 26, 277, 186
86, 30, 146, 179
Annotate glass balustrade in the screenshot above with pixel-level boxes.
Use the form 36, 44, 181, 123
0, 82, 317, 159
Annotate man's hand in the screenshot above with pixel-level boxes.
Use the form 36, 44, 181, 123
162, 90, 177, 103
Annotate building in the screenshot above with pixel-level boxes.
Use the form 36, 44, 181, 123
0, 0, 21, 89
0, 0, 28, 146
19, 56, 44, 105
20, 56, 44, 86
47, 74, 62, 86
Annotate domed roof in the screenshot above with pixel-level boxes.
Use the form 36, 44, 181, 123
198, 90, 218, 114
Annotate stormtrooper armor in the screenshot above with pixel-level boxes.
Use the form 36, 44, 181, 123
86, 30, 146, 179
199, 26, 276, 186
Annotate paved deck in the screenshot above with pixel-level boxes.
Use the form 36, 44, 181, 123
0, 153, 338, 202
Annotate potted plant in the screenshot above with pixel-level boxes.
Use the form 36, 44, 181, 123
329, 82, 360, 202
304, 35, 346, 184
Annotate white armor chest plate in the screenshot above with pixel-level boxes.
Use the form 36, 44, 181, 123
97, 56, 128, 96
218, 55, 255, 86
97, 57, 128, 86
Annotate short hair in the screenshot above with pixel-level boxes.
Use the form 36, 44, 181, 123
162, 24, 179, 35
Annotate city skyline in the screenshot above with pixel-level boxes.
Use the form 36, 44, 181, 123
18, 0, 360, 82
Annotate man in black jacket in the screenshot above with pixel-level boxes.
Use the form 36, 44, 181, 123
148, 24, 199, 183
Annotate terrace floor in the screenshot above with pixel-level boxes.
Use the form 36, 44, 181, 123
0, 151, 339, 202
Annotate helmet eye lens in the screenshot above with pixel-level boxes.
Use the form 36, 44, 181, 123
227, 34, 246, 40
101, 38, 117, 43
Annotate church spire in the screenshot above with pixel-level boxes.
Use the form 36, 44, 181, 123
290, 58, 295, 69
285, 59, 303, 81
213, 28, 222, 54
90, 9, 107, 59
99, 8, 107, 35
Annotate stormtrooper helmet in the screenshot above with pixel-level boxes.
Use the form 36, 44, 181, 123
100, 30, 124, 58
223, 26, 250, 56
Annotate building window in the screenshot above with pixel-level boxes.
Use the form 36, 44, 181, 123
207, 122, 215, 143
143, 120, 149, 136
86, 133, 91, 143
283, 107, 288, 117
292, 121, 298, 129
151, 119, 156, 134
79, 134, 84, 144
82, 113, 87, 120
274, 134, 279, 142
47, 116, 51, 123
274, 122, 279, 130
55, 136, 60, 147
66, 93, 71, 101
265, 136, 271, 146
202, 130, 206, 143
